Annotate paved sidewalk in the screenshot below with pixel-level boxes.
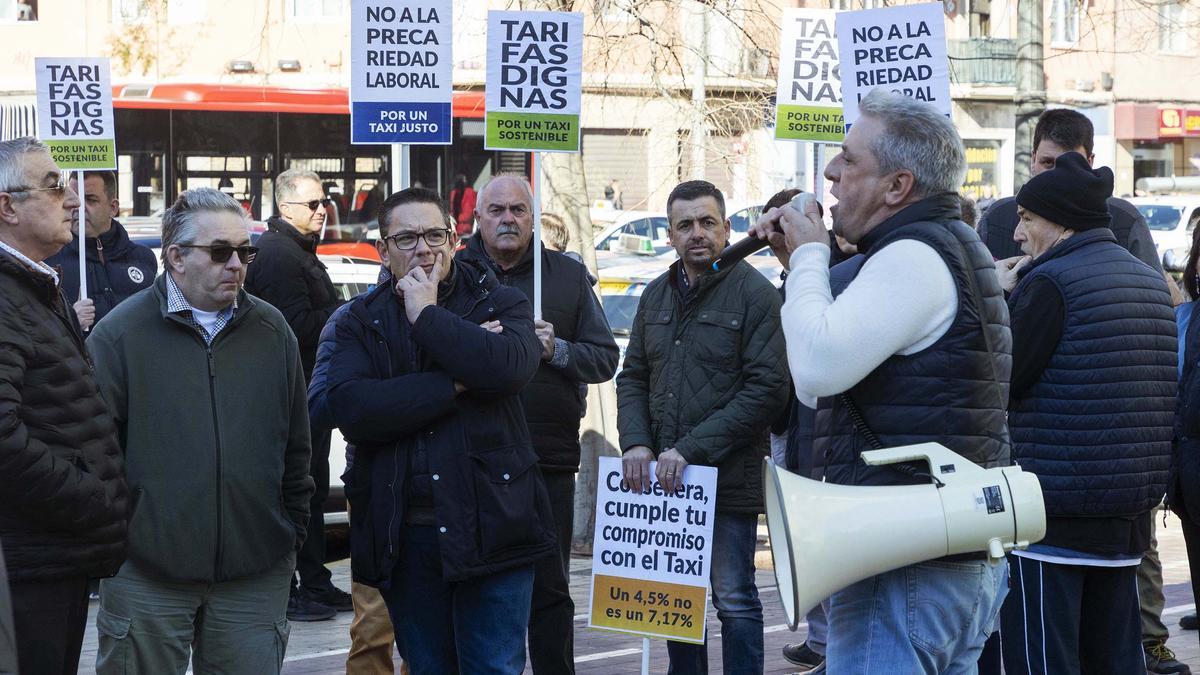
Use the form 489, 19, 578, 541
75, 514, 1200, 674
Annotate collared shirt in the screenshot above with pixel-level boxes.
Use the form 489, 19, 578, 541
165, 272, 237, 345
0, 239, 59, 285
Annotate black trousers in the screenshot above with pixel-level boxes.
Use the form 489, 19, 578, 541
1181, 514, 1200, 649
1000, 554, 1142, 674
296, 424, 333, 592
528, 470, 576, 675
10, 576, 89, 675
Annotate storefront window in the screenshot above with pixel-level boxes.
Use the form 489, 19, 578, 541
962, 139, 1002, 204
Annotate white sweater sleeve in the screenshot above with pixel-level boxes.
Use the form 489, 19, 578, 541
784, 240, 958, 407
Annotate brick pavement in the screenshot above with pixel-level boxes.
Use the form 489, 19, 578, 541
75, 514, 1200, 674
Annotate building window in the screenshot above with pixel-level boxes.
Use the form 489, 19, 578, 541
1158, 0, 1188, 53
1050, 0, 1080, 46
593, 0, 636, 22
0, 0, 37, 21
288, 0, 346, 20
112, 0, 150, 23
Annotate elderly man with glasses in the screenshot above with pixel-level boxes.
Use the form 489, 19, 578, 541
0, 137, 128, 675
88, 187, 315, 675
314, 186, 554, 674
245, 167, 349, 622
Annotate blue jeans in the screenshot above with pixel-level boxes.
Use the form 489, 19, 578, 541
826, 558, 1008, 674
667, 512, 763, 675
381, 526, 534, 675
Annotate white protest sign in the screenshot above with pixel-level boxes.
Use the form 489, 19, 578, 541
588, 456, 717, 644
775, 8, 844, 143
484, 10, 583, 152
351, 0, 453, 144
34, 58, 116, 169
836, 2, 951, 126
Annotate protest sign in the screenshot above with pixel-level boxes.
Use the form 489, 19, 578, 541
836, 2, 950, 126
775, 8, 844, 143
351, 0, 453, 144
34, 58, 116, 169
588, 456, 717, 644
485, 10, 583, 152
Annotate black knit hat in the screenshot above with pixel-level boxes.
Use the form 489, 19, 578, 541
1016, 152, 1114, 231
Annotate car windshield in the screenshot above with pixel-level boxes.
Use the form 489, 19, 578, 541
728, 206, 762, 234
1137, 205, 1185, 231
601, 294, 641, 336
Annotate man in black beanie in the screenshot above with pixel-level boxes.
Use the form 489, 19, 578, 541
992, 151, 1178, 674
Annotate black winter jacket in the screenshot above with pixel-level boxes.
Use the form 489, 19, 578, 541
458, 236, 619, 473
617, 260, 789, 514
321, 257, 555, 586
45, 219, 157, 326
0, 249, 128, 582
244, 217, 343, 380
1172, 301, 1200, 525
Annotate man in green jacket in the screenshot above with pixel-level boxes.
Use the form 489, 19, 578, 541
89, 187, 315, 675
618, 179, 788, 675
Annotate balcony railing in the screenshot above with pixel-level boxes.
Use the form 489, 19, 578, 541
947, 38, 1017, 87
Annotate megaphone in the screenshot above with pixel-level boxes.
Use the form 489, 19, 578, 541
764, 443, 1046, 630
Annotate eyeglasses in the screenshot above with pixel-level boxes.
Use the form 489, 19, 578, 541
281, 198, 334, 212
6, 174, 68, 196
383, 229, 451, 250
177, 244, 259, 264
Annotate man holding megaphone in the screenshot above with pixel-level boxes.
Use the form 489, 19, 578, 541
751, 89, 1013, 673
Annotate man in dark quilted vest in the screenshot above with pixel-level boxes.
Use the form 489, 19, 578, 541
752, 89, 1013, 672
618, 179, 788, 674
993, 152, 1177, 674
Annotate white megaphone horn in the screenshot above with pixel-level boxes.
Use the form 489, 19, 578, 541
764, 443, 1047, 630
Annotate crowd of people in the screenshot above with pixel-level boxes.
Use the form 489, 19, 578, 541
1, 87, 1200, 675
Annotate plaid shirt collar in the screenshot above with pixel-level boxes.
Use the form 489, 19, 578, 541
165, 272, 237, 344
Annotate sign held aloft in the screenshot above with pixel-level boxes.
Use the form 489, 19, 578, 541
588, 456, 717, 644
485, 10, 583, 153
35, 58, 116, 170
775, 8, 844, 143
351, 0, 453, 144
836, 2, 951, 126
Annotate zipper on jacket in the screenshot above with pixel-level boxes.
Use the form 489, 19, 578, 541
207, 346, 224, 577
95, 236, 105, 264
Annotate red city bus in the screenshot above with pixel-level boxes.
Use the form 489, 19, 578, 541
111, 83, 530, 245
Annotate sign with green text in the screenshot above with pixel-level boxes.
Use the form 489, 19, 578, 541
774, 8, 844, 143
35, 57, 117, 169
485, 10, 582, 153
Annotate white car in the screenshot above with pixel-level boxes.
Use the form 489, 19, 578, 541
1127, 196, 1200, 271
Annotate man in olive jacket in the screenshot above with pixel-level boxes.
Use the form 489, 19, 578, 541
618, 180, 788, 675
89, 188, 314, 674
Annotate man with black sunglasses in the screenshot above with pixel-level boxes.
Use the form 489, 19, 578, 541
245, 168, 348, 622
88, 187, 314, 673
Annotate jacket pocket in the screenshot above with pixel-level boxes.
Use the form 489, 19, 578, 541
469, 444, 542, 558
694, 309, 744, 369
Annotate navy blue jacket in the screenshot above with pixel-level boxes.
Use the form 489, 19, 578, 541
317, 256, 555, 586
45, 219, 156, 325
1171, 301, 1200, 525
1008, 228, 1176, 518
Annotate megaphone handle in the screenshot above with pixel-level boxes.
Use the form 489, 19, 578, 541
841, 393, 944, 488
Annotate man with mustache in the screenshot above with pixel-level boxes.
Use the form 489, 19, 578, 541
618, 180, 788, 675
89, 188, 314, 674
457, 174, 618, 674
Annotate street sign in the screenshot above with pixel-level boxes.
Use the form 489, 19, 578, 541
34, 57, 116, 170
588, 456, 717, 644
836, 2, 951, 126
484, 10, 583, 153
351, 0, 453, 144
775, 8, 845, 143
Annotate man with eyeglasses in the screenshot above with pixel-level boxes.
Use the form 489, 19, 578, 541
457, 174, 618, 674
0, 137, 128, 675
44, 170, 156, 332
315, 186, 554, 673
88, 187, 315, 674
244, 167, 348, 622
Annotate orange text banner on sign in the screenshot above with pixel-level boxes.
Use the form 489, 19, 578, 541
590, 574, 708, 643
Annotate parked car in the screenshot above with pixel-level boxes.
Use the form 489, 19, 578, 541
1127, 196, 1200, 271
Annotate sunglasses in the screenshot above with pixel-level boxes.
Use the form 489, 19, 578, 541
177, 244, 259, 264
383, 228, 451, 251
7, 174, 68, 196
282, 198, 334, 212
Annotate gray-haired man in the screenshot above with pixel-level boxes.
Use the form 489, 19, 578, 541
752, 90, 1013, 672
90, 188, 314, 674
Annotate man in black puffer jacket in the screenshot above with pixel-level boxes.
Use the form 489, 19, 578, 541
457, 174, 618, 675
244, 168, 348, 620
44, 170, 156, 332
0, 137, 128, 675
320, 187, 554, 674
